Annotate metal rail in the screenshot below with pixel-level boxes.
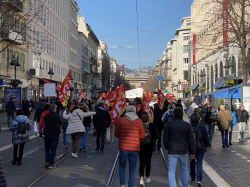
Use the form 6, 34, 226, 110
23, 132, 94, 187
160, 148, 181, 187
105, 151, 119, 187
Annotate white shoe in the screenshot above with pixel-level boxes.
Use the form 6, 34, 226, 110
145, 178, 151, 184
140, 180, 145, 187
71, 153, 78, 158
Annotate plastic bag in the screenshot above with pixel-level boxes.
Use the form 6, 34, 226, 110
33, 121, 38, 136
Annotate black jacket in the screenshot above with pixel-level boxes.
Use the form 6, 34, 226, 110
0, 157, 7, 187
34, 105, 45, 122
191, 122, 209, 152
235, 109, 249, 124
153, 107, 164, 130
44, 112, 61, 137
82, 109, 92, 128
22, 101, 30, 114
6, 101, 16, 115
93, 107, 111, 132
163, 119, 196, 155
140, 123, 159, 151
176, 103, 183, 109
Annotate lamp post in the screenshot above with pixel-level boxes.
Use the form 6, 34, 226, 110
200, 70, 206, 103
10, 55, 21, 81
187, 77, 191, 99
48, 67, 54, 81
178, 79, 181, 98
224, 58, 234, 109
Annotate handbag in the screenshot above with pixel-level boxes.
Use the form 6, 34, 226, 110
33, 121, 38, 136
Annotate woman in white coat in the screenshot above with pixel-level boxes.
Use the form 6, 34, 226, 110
63, 100, 96, 158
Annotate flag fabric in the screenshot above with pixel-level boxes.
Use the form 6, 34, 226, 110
145, 91, 154, 102
110, 83, 126, 125
142, 94, 154, 122
78, 90, 87, 101
98, 92, 106, 98
142, 86, 146, 95
158, 89, 165, 110
104, 89, 119, 110
58, 70, 71, 107
109, 87, 119, 107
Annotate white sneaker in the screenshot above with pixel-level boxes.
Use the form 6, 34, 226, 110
140, 180, 145, 187
71, 153, 78, 158
145, 178, 151, 184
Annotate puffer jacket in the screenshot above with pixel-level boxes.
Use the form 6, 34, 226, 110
163, 119, 196, 155
0, 157, 7, 187
229, 110, 237, 127
10, 115, 31, 145
115, 112, 145, 152
63, 109, 96, 134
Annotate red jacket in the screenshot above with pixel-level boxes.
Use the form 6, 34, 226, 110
39, 110, 49, 130
115, 116, 145, 152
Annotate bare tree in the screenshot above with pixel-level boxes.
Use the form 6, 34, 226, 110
101, 57, 110, 90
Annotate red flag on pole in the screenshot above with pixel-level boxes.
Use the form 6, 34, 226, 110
158, 89, 165, 110
142, 86, 146, 95
98, 92, 106, 98
142, 95, 154, 122
110, 83, 126, 125
78, 90, 87, 101
58, 70, 71, 107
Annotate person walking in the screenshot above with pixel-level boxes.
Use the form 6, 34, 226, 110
153, 103, 164, 151
60, 107, 70, 148
235, 105, 249, 142
38, 103, 50, 140
217, 105, 232, 148
226, 106, 236, 145
204, 103, 216, 147
6, 98, 16, 128
93, 100, 111, 154
63, 100, 96, 158
190, 113, 209, 187
176, 99, 183, 109
79, 105, 92, 152
139, 112, 159, 187
163, 108, 196, 187
34, 102, 45, 136
22, 99, 30, 118
55, 98, 62, 114
187, 101, 198, 118
43, 104, 61, 168
10, 109, 31, 166
115, 105, 145, 187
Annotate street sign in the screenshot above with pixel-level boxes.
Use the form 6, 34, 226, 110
157, 75, 163, 81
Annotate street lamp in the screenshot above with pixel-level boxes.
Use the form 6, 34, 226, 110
48, 67, 54, 81
224, 58, 234, 109
199, 70, 206, 102
10, 55, 21, 80
178, 79, 181, 98
69, 75, 74, 100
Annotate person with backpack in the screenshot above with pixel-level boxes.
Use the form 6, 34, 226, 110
190, 113, 209, 187
226, 106, 236, 145
162, 103, 175, 126
153, 103, 164, 151
10, 109, 31, 166
139, 112, 159, 187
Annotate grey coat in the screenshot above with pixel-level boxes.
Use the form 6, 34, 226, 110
10, 115, 31, 145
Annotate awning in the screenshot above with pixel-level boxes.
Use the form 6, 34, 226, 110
198, 82, 205, 89
190, 84, 199, 90
212, 74, 236, 89
212, 77, 224, 89
42, 79, 61, 92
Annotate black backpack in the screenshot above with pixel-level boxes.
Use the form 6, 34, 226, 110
192, 124, 203, 150
17, 122, 26, 134
140, 123, 151, 145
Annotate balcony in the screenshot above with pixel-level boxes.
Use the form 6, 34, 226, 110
1, 0, 24, 12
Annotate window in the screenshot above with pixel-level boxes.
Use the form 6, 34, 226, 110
187, 22, 191, 26
215, 63, 218, 81
1, 48, 5, 68
33, 54, 40, 68
183, 58, 189, 64
183, 71, 188, 80
183, 45, 189, 53
184, 36, 190, 40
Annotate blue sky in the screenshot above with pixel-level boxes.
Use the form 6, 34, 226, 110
78, 0, 194, 69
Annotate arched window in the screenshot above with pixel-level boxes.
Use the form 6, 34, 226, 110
211, 66, 214, 89
215, 63, 218, 81
231, 55, 236, 74
220, 61, 223, 77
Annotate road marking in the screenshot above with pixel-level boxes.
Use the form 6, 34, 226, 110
0, 135, 37, 152
203, 160, 231, 187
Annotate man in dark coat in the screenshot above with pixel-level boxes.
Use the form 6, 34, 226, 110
153, 103, 164, 151
34, 102, 45, 137
6, 98, 16, 127
22, 100, 30, 117
93, 100, 111, 154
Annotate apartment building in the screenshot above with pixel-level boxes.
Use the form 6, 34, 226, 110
0, 0, 29, 99
110, 57, 118, 87
170, 17, 191, 96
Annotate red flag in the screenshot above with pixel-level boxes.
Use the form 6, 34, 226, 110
98, 92, 106, 98
58, 70, 71, 107
158, 89, 165, 110
142, 95, 154, 122
142, 86, 146, 95
110, 83, 126, 125
145, 91, 154, 102
78, 90, 87, 101
104, 89, 119, 110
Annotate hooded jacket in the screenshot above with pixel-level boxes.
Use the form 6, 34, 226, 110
229, 110, 236, 127
115, 112, 145, 152
10, 115, 31, 145
63, 109, 96, 134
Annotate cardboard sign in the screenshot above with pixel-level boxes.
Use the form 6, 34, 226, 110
44, 83, 56, 97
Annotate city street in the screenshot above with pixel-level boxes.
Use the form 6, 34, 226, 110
0, 111, 249, 187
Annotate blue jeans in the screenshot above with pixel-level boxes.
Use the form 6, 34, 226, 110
190, 151, 205, 182
39, 126, 44, 138
152, 141, 157, 152
7, 115, 14, 127
61, 124, 70, 146
96, 130, 106, 152
229, 126, 233, 143
205, 123, 213, 144
80, 126, 89, 150
119, 150, 138, 187
44, 136, 59, 165
221, 130, 228, 146
168, 154, 188, 187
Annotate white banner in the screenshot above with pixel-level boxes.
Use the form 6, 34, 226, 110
44, 83, 56, 97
